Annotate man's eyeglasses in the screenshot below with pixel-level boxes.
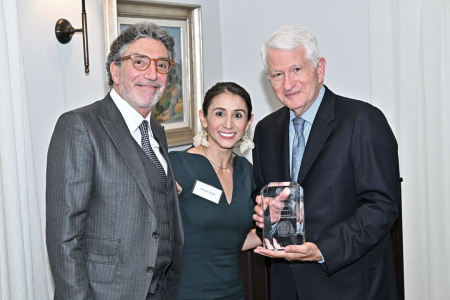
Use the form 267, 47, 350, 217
117, 54, 174, 74
268, 67, 303, 83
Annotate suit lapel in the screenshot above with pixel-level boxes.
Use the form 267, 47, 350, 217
150, 119, 169, 164
273, 107, 291, 181
298, 87, 335, 184
98, 94, 158, 215
150, 118, 173, 179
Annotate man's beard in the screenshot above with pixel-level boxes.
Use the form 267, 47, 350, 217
118, 79, 165, 110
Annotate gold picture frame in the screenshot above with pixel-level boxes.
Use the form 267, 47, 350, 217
103, 0, 203, 147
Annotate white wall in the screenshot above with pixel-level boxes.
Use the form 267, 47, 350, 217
219, 0, 371, 161
18, 0, 108, 223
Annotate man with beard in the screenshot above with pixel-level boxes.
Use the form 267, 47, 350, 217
46, 22, 184, 300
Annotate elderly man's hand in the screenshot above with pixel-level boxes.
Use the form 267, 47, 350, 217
254, 241, 323, 262
253, 184, 291, 228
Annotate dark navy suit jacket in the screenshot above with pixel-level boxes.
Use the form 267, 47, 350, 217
253, 86, 399, 299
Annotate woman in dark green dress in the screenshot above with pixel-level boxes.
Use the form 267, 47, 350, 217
169, 82, 261, 300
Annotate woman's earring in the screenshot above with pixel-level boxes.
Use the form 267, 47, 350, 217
193, 128, 210, 147
239, 131, 254, 153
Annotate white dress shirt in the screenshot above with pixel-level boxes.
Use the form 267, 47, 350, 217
110, 89, 167, 174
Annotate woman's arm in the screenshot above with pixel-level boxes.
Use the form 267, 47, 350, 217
242, 229, 262, 251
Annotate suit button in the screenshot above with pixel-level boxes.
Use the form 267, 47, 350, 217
147, 266, 154, 273
152, 232, 159, 238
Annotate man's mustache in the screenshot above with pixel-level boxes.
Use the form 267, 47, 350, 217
134, 80, 162, 88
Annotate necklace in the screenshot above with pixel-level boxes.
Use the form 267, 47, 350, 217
202, 147, 233, 170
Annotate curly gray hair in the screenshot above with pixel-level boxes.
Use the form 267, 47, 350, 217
106, 22, 175, 87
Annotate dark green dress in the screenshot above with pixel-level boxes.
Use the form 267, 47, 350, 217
169, 150, 255, 300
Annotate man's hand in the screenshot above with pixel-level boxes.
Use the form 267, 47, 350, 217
253, 184, 291, 228
254, 241, 323, 262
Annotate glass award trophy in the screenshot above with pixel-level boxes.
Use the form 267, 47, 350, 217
261, 182, 305, 250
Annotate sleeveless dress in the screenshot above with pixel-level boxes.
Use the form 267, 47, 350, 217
169, 150, 255, 300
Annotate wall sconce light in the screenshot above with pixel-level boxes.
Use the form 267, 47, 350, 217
55, 0, 90, 74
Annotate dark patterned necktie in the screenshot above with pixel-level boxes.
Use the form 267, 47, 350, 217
139, 120, 167, 184
290, 116, 306, 182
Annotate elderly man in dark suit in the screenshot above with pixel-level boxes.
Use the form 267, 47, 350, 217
252, 25, 400, 299
46, 22, 183, 300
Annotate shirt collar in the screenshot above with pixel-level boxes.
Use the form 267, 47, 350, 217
110, 88, 152, 136
290, 85, 325, 124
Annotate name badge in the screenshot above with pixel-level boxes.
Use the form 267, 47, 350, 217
192, 180, 223, 204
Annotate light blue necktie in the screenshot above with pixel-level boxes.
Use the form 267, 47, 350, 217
290, 116, 305, 182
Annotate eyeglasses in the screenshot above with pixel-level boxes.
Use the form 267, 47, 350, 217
268, 67, 303, 83
117, 54, 174, 74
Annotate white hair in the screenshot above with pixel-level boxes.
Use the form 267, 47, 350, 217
261, 24, 320, 70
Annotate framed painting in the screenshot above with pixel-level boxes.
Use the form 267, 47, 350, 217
103, 0, 203, 147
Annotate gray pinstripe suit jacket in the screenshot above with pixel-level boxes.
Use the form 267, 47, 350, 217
46, 94, 184, 299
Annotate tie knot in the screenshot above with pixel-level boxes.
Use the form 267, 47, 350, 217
293, 116, 305, 132
139, 120, 149, 132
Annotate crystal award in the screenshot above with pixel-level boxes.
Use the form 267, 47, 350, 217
261, 182, 305, 250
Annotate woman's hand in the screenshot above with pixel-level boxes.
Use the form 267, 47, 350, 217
175, 181, 182, 194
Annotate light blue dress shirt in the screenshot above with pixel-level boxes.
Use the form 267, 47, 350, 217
289, 86, 325, 169
288, 86, 326, 263
268, 86, 326, 263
